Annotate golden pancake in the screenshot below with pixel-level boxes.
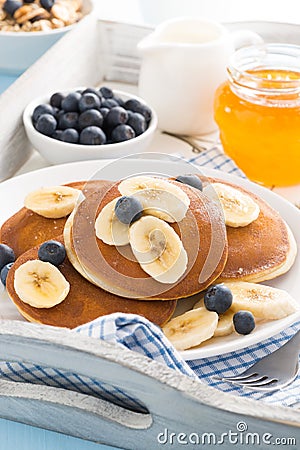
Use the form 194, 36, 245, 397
69, 180, 228, 300
6, 236, 177, 328
0, 180, 112, 258
202, 178, 297, 282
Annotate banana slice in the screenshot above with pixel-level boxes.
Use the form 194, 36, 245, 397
210, 183, 260, 227
163, 308, 218, 350
225, 281, 299, 319
193, 298, 234, 337
24, 186, 81, 219
214, 310, 234, 337
129, 216, 188, 283
95, 198, 130, 246
14, 260, 70, 308
118, 176, 190, 222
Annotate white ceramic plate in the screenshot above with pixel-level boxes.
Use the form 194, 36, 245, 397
0, 158, 299, 360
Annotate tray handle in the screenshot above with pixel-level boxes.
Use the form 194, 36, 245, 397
0, 321, 298, 448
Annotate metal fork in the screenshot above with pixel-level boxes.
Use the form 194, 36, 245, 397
216, 330, 300, 391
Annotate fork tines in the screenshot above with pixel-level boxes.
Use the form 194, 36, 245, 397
221, 372, 280, 388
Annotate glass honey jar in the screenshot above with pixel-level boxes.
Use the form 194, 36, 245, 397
214, 44, 300, 186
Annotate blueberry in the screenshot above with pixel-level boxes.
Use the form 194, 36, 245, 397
31, 14, 48, 23
78, 93, 101, 113
78, 109, 103, 130
126, 110, 134, 120
35, 114, 57, 137
79, 126, 106, 145
102, 99, 119, 109
127, 112, 146, 136
0, 244, 15, 272
38, 240, 66, 266
61, 128, 79, 143
58, 112, 79, 130
55, 109, 65, 122
24, 0, 35, 3
0, 262, 14, 287
99, 86, 113, 99
32, 104, 54, 123
233, 311, 256, 335
111, 124, 135, 143
40, 0, 54, 11
50, 92, 65, 109
99, 107, 109, 119
105, 106, 128, 128
204, 284, 233, 314
52, 106, 59, 116
115, 196, 143, 224
52, 130, 63, 140
3, 0, 22, 16
61, 92, 81, 112
82, 87, 102, 100
113, 96, 124, 107
175, 174, 203, 191
124, 99, 152, 122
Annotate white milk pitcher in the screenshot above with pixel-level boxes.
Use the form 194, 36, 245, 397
138, 17, 263, 135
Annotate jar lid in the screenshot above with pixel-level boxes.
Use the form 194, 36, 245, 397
228, 43, 300, 106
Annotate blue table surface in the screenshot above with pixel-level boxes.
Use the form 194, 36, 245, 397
0, 74, 19, 94
0, 418, 121, 449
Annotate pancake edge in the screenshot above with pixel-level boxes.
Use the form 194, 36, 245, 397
218, 221, 297, 283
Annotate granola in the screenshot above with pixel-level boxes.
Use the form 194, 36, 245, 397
0, 0, 83, 32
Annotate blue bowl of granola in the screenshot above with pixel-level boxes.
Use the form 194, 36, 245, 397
0, 0, 93, 75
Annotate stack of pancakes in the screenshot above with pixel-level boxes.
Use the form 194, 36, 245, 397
1, 176, 297, 329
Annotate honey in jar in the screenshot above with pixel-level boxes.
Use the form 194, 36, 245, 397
214, 44, 300, 186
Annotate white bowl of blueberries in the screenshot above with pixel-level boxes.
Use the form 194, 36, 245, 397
23, 86, 158, 164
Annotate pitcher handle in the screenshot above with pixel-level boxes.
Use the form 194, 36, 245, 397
230, 29, 264, 49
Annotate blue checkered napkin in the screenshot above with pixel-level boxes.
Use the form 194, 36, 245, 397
174, 143, 247, 178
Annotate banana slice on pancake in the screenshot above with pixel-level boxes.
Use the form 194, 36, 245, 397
163, 308, 218, 350
129, 216, 188, 284
14, 260, 70, 308
118, 176, 190, 222
209, 183, 260, 227
95, 197, 130, 246
24, 186, 81, 219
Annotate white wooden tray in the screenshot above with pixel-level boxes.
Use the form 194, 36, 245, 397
0, 17, 300, 447
0, 321, 299, 449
